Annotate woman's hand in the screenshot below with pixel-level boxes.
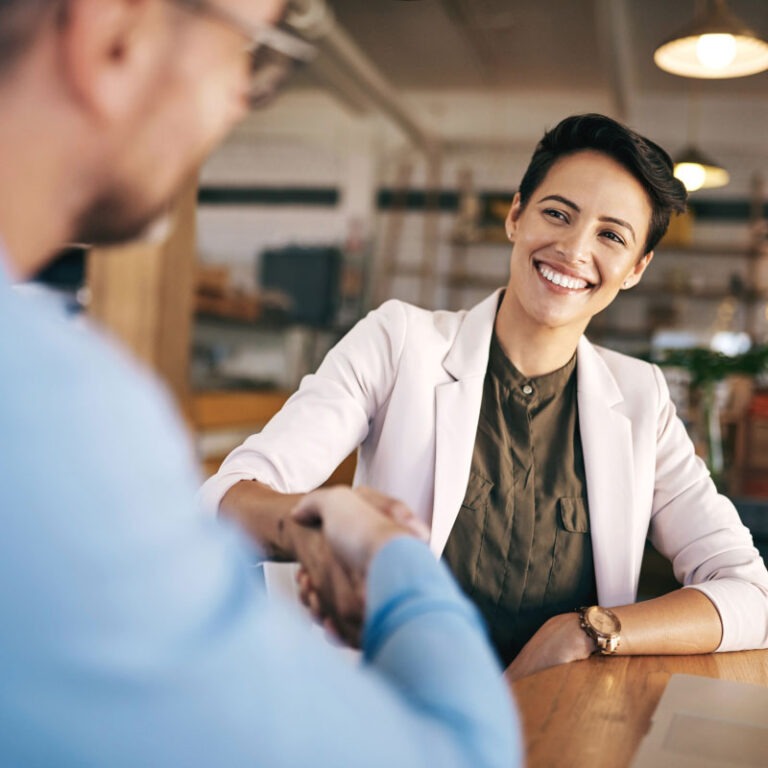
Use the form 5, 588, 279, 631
504, 612, 595, 682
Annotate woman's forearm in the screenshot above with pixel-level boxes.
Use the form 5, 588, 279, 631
505, 587, 723, 682
610, 586, 722, 655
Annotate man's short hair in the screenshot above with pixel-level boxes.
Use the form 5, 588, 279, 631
518, 114, 688, 255
0, 0, 62, 73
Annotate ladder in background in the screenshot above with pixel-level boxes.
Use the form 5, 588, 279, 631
373, 151, 444, 309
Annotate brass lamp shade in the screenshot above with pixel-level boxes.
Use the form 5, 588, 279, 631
654, 0, 768, 79
673, 146, 730, 192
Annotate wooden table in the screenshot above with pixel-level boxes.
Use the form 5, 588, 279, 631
511, 650, 768, 768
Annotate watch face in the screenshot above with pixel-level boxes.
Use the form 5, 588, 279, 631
586, 606, 621, 635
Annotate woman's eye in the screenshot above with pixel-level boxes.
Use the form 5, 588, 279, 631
543, 208, 567, 222
601, 230, 626, 246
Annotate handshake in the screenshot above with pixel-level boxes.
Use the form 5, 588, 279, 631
290, 487, 431, 647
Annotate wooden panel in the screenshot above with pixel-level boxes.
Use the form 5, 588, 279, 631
192, 389, 357, 485
87, 241, 162, 364
190, 390, 291, 430
202, 451, 357, 486
156, 182, 197, 406
324, 451, 357, 486
87, 180, 198, 409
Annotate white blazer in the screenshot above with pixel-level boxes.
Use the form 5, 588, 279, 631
201, 290, 768, 652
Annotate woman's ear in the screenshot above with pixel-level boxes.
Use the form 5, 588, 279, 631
57, 0, 160, 124
622, 250, 654, 290
505, 193, 523, 242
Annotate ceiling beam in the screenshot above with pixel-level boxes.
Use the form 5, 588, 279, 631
438, 0, 501, 84
287, 0, 440, 154
593, 0, 636, 122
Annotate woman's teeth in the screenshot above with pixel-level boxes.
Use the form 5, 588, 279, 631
537, 263, 589, 290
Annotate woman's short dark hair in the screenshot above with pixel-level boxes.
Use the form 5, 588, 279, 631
518, 114, 688, 255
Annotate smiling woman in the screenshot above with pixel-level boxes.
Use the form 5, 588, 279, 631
202, 113, 768, 678
498, 150, 657, 376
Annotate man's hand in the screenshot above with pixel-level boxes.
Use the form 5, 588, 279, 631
347, 486, 431, 544
504, 612, 595, 682
291, 487, 428, 647
289, 519, 365, 647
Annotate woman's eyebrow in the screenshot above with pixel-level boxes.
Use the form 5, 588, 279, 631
600, 215, 636, 243
537, 194, 636, 243
538, 194, 579, 212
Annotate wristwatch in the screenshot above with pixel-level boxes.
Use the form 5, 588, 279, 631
578, 605, 622, 655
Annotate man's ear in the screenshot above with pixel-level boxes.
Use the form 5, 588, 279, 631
58, 0, 162, 123
505, 192, 523, 241
622, 250, 654, 290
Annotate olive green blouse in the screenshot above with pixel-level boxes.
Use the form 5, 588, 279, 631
442, 332, 597, 666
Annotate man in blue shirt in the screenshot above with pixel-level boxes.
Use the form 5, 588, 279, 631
0, 1, 521, 765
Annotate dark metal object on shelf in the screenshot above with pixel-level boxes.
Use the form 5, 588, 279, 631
259, 245, 342, 327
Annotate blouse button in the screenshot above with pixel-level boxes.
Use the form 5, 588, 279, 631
522, 384, 534, 396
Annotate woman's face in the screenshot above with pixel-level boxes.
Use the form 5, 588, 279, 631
504, 150, 653, 336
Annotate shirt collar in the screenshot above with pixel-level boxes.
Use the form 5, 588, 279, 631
488, 330, 577, 402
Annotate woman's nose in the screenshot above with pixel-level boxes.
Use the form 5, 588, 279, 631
557, 227, 590, 263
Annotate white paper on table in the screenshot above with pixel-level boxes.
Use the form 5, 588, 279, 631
631, 673, 768, 768
263, 561, 360, 663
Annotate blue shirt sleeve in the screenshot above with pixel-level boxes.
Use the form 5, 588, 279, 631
0, 279, 522, 768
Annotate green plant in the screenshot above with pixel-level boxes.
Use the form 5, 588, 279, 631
656, 345, 768, 487
656, 345, 768, 388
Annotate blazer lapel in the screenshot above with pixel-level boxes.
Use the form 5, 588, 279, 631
577, 338, 639, 606
431, 291, 501, 556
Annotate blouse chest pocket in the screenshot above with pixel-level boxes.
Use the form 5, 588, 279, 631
441, 471, 495, 597
462, 471, 494, 510
453, 471, 495, 559
559, 497, 590, 533
544, 497, 595, 602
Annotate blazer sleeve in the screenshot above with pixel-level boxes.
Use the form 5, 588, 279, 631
648, 364, 768, 651
198, 300, 408, 513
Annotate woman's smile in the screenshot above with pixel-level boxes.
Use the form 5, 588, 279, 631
534, 260, 594, 292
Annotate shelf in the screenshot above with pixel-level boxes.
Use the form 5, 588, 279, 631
621, 286, 768, 302
657, 243, 765, 259
390, 270, 768, 302
386, 265, 506, 290
587, 325, 654, 341
449, 238, 766, 258
385, 264, 434, 279
445, 272, 505, 289
451, 228, 509, 247
196, 312, 293, 330
195, 313, 353, 335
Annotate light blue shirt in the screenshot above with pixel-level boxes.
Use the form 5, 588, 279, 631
0, 253, 521, 767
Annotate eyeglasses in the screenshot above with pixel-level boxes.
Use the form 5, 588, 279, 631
171, 0, 316, 108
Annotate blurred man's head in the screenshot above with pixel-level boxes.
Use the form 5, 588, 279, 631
0, 0, 292, 268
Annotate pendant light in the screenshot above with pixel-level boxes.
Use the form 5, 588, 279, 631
673, 146, 730, 192
654, 0, 768, 79
673, 92, 730, 192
